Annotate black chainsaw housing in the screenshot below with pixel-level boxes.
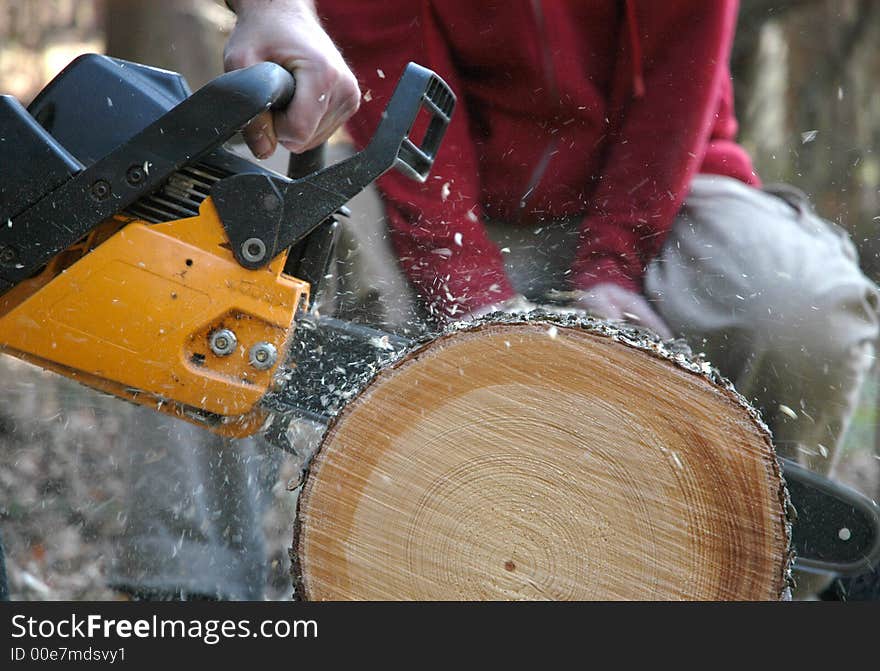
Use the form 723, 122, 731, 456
28, 54, 192, 164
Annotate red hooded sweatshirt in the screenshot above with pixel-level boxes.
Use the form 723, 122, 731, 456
318, 0, 758, 320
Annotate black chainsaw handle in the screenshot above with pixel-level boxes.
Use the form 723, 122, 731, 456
0, 60, 296, 292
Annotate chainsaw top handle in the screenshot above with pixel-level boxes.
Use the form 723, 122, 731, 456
0, 58, 297, 292
210, 62, 456, 270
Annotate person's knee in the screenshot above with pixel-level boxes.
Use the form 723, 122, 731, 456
742, 266, 878, 374
679, 178, 880, 362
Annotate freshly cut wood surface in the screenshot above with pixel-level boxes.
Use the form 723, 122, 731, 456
294, 319, 791, 600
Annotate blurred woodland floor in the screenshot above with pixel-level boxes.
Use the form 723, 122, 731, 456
0, 359, 303, 600
1, 0, 880, 599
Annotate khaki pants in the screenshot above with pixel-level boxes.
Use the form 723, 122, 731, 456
647, 176, 879, 476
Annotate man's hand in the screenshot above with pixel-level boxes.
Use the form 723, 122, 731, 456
224, 0, 360, 158
574, 283, 673, 339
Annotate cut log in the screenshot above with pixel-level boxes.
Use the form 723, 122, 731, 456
292, 316, 792, 600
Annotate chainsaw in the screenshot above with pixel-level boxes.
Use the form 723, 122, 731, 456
0, 55, 877, 593
0, 53, 452, 436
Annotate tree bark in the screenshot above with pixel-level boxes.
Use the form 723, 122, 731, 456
292, 316, 792, 601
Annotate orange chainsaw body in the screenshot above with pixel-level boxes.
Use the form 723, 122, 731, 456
0, 198, 309, 436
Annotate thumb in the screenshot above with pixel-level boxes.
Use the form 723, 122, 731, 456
242, 110, 277, 159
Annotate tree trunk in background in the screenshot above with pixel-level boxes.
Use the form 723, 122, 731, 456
103, 0, 232, 90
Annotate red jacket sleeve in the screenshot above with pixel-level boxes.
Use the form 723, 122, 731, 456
570, 0, 740, 293
319, 3, 516, 320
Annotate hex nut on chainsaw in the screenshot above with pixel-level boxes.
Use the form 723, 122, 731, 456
0, 245, 17, 267
208, 328, 237, 357
249, 342, 277, 370
89, 180, 111, 201
241, 238, 267, 263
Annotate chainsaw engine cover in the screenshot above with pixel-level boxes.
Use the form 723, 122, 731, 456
29, 54, 190, 164
26, 54, 272, 182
